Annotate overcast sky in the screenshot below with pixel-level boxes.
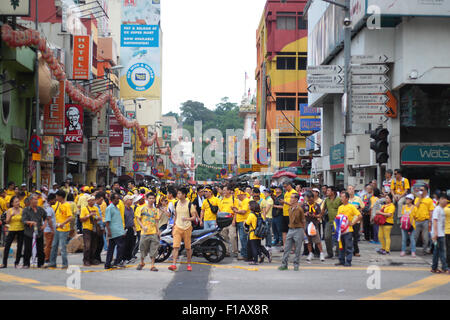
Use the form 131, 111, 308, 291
160, 0, 267, 114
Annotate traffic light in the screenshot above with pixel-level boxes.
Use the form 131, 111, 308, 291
370, 127, 389, 164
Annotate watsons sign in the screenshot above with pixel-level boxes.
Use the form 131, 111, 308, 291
401, 145, 450, 166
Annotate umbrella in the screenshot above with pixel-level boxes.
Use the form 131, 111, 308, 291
272, 171, 297, 179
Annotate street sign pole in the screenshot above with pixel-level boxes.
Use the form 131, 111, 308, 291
343, 0, 351, 187
35, 3, 41, 190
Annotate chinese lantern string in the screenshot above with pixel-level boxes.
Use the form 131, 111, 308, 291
1, 24, 198, 170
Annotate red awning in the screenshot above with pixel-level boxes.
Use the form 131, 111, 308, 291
272, 171, 297, 179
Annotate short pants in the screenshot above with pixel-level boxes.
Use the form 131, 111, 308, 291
172, 225, 193, 249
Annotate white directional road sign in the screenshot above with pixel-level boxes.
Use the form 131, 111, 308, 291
352, 75, 389, 84
352, 84, 389, 94
353, 104, 389, 114
307, 75, 344, 85
307, 65, 344, 75
307, 84, 344, 94
351, 55, 392, 64
352, 94, 389, 104
351, 65, 389, 75
353, 114, 388, 124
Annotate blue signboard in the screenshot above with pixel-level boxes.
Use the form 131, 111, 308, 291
120, 25, 159, 47
301, 119, 321, 131
330, 144, 345, 169
126, 63, 155, 92
300, 104, 321, 116
401, 145, 450, 166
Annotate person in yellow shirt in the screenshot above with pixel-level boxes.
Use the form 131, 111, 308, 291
136, 193, 160, 271
232, 190, 251, 261
245, 200, 266, 265
280, 182, 298, 251
390, 169, 410, 218
46, 190, 73, 269
375, 193, 396, 255
132, 195, 147, 260
0, 196, 24, 268
79, 196, 101, 266
335, 192, 362, 267
200, 188, 220, 229
413, 185, 434, 255
400, 194, 418, 257
445, 199, 450, 268
0, 189, 7, 213
219, 185, 239, 257
5, 182, 16, 198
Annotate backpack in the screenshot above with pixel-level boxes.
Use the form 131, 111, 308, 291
252, 212, 269, 239
374, 207, 387, 225
362, 195, 371, 215
400, 207, 413, 231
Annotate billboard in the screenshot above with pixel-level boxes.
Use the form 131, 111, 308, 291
64, 104, 84, 143
120, 0, 161, 100
109, 115, 124, 157
43, 81, 65, 136
135, 125, 149, 162
72, 35, 91, 80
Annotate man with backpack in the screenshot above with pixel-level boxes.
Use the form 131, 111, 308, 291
168, 187, 199, 272
200, 188, 220, 229
244, 200, 268, 265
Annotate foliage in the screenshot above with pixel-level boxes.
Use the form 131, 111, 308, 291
170, 97, 244, 181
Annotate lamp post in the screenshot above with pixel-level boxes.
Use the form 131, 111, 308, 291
320, 0, 352, 186
133, 97, 146, 167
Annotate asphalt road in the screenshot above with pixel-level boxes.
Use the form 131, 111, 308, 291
0, 241, 449, 300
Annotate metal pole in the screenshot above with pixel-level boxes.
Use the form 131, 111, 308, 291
35, 0, 41, 190
343, 0, 352, 187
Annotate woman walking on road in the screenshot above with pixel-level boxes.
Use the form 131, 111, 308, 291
0, 196, 24, 268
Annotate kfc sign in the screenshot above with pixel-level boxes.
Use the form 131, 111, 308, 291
72, 35, 90, 80
64, 104, 83, 143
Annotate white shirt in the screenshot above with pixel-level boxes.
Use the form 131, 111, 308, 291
383, 179, 392, 193
432, 206, 446, 238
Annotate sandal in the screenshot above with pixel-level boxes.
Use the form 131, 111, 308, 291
136, 263, 145, 271
150, 267, 158, 272
430, 269, 442, 274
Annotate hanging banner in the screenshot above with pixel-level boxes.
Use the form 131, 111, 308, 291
97, 137, 109, 166
120, 0, 161, 100
41, 136, 55, 163
43, 80, 65, 135
135, 125, 148, 162
72, 35, 91, 80
109, 115, 124, 157
64, 104, 84, 143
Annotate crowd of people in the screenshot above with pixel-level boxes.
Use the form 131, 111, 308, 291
0, 168, 449, 274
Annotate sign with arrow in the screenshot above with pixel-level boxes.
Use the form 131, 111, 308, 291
351, 55, 392, 64
307, 65, 343, 75
352, 94, 389, 104
352, 84, 389, 94
353, 104, 389, 114
308, 84, 344, 94
351, 64, 389, 75
352, 74, 389, 84
307, 75, 344, 85
352, 114, 388, 124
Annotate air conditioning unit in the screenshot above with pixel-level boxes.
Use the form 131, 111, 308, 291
298, 148, 308, 157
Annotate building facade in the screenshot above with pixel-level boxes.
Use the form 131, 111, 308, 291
306, 0, 450, 192
256, 0, 319, 173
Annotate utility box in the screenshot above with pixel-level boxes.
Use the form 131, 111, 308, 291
346, 134, 370, 165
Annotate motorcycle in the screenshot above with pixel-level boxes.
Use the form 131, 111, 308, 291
155, 212, 233, 263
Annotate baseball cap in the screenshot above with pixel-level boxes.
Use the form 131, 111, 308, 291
406, 194, 415, 200
87, 196, 95, 201
312, 188, 320, 193
123, 195, 134, 202
134, 194, 144, 203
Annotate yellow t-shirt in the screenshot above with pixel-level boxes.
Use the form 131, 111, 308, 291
136, 206, 160, 236
37, 197, 45, 207
100, 202, 107, 222
134, 204, 146, 232
7, 208, 24, 231
5, 189, 15, 197
444, 205, 450, 235
414, 197, 434, 222
52, 202, 73, 232
337, 204, 361, 233
19, 198, 26, 209
381, 203, 395, 225
219, 195, 238, 214
245, 212, 265, 240
76, 193, 89, 210
283, 189, 298, 217
201, 196, 220, 221
391, 178, 410, 195
117, 199, 125, 228
0, 197, 7, 213
236, 197, 251, 223
263, 197, 274, 219
402, 204, 418, 230
80, 206, 99, 231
